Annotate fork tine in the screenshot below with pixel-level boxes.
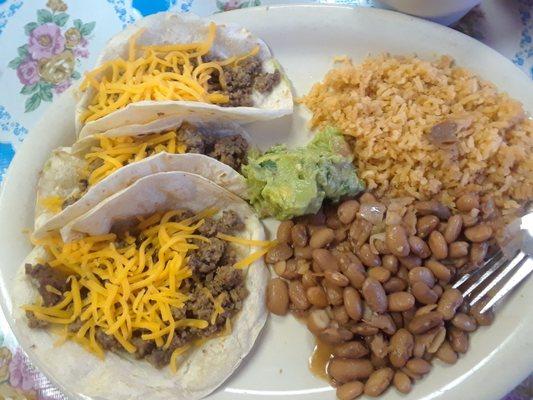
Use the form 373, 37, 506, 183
469, 250, 525, 307
453, 250, 505, 297
480, 255, 533, 313
452, 249, 503, 291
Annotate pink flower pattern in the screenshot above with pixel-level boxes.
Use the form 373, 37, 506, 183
16, 60, 40, 86
28, 23, 66, 60
8, 4, 95, 112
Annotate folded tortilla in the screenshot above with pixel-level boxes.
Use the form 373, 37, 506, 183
34, 119, 250, 239
13, 171, 269, 400
76, 12, 293, 139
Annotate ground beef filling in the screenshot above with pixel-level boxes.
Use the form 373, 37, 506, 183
25, 210, 248, 369
208, 57, 281, 107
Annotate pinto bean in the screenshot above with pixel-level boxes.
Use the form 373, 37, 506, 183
389, 329, 414, 368
383, 277, 407, 293
276, 220, 294, 244
291, 223, 308, 247
382, 255, 399, 274
368, 267, 391, 283
306, 286, 328, 308
374, 239, 391, 255
417, 215, 440, 238
273, 259, 299, 280
464, 224, 493, 242
436, 340, 458, 364
456, 193, 479, 212
312, 248, 339, 271
470, 241, 489, 266
334, 341, 370, 359
357, 244, 382, 268
362, 278, 388, 313
350, 323, 380, 336
386, 225, 410, 257
408, 267, 435, 287
414, 200, 451, 220
408, 236, 431, 258
324, 281, 344, 306
306, 309, 330, 334
448, 326, 469, 353
408, 311, 444, 334
425, 259, 451, 283
336, 381, 364, 400
393, 371, 412, 394
388, 292, 415, 312
320, 327, 353, 344
349, 218, 373, 249
428, 231, 448, 260
328, 358, 374, 383
469, 299, 495, 326
338, 200, 360, 225
332, 305, 350, 325
398, 255, 422, 270
405, 358, 432, 375
449, 241, 469, 258
310, 227, 335, 249
444, 215, 463, 243
288, 280, 310, 310
301, 271, 318, 288
437, 288, 463, 320
364, 367, 394, 397
294, 246, 313, 260
451, 313, 477, 332
265, 243, 293, 264
343, 287, 363, 322
266, 278, 289, 315
340, 262, 367, 290
325, 270, 350, 287
411, 282, 439, 305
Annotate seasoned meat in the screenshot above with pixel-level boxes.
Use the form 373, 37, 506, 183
189, 237, 227, 274
255, 69, 281, 93
218, 210, 245, 233
187, 287, 214, 321
223, 58, 281, 107
95, 329, 121, 351
209, 135, 249, 171
132, 337, 155, 359
176, 123, 206, 153
68, 319, 83, 333
207, 265, 243, 296
26, 311, 49, 329
197, 217, 218, 237
146, 348, 171, 369
171, 306, 186, 321
25, 263, 68, 306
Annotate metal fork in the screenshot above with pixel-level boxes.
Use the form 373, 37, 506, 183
453, 212, 533, 314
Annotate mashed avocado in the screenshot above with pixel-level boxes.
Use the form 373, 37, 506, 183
242, 128, 365, 219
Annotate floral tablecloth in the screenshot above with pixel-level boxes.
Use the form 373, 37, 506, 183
0, 0, 531, 399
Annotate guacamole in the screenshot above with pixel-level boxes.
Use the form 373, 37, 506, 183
242, 128, 365, 219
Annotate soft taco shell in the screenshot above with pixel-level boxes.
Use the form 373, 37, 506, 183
13, 171, 269, 400
76, 12, 293, 139
34, 119, 250, 238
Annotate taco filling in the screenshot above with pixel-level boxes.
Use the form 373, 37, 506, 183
60, 123, 248, 209
79, 22, 281, 124
24, 208, 261, 371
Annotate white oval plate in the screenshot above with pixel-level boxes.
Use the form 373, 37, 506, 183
0, 5, 531, 400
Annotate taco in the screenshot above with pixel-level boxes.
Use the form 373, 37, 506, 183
76, 12, 293, 138
34, 119, 250, 238
12, 171, 269, 400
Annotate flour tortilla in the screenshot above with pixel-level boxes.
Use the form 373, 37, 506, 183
13, 171, 269, 400
34, 119, 250, 239
76, 12, 293, 139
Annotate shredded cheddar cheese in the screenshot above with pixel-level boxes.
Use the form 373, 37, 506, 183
25, 209, 246, 359
39, 196, 64, 213
217, 233, 275, 270
84, 130, 187, 185
80, 22, 260, 123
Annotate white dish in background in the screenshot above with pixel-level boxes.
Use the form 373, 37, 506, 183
375, 0, 483, 25
0, 4, 531, 400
